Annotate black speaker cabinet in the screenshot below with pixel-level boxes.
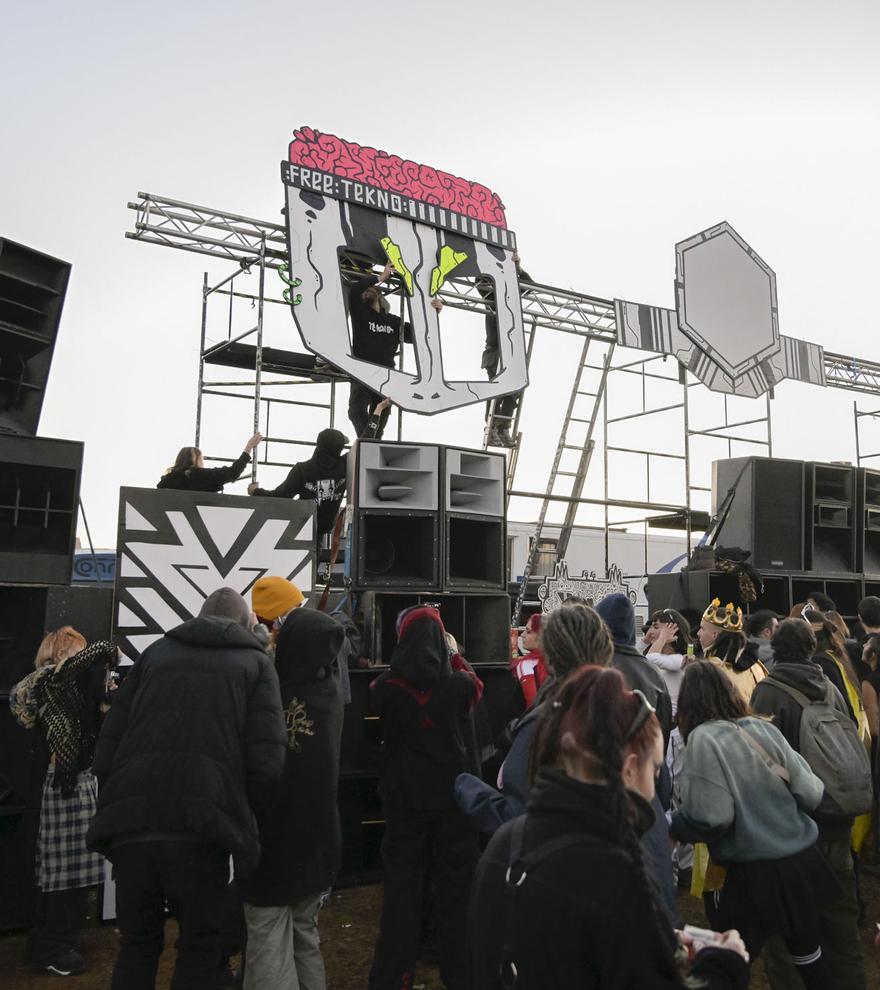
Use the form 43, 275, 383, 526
353, 509, 440, 589
0, 239, 71, 436
858, 468, 880, 574
712, 457, 804, 571
805, 462, 856, 573
443, 447, 506, 590
646, 569, 793, 620
0, 435, 83, 585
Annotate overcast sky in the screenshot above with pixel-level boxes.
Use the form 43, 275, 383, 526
2, 0, 879, 549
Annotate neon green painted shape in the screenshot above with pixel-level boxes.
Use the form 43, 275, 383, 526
430, 245, 468, 295
380, 237, 414, 295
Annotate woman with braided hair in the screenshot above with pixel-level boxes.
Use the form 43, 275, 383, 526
9, 627, 117, 977
466, 665, 749, 989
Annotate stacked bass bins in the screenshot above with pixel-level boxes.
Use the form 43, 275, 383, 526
712, 456, 876, 575
339, 441, 518, 883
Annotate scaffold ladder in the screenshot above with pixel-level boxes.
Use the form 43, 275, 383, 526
511, 338, 615, 625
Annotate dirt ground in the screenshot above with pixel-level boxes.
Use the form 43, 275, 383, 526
2, 876, 880, 989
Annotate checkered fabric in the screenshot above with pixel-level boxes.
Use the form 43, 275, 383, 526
36, 767, 105, 892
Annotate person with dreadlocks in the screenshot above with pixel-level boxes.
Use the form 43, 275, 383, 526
367, 605, 483, 990
673, 660, 840, 989
698, 599, 768, 705
466, 665, 750, 989
9, 627, 117, 977
455, 604, 613, 836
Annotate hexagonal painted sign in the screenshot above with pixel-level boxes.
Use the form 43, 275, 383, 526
675, 222, 780, 381
281, 127, 528, 416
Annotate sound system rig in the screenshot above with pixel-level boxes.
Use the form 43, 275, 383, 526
647, 455, 880, 628
338, 439, 520, 882
0, 238, 116, 929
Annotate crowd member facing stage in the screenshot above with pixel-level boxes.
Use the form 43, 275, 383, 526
248, 428, 348, 540
510, 612, 548, 707
858, 595, 880, 637
368, 606, 483, 990
347, 263, 430, 439
857, 634, 880, 740
251, 576, 305, 639
467, 665, 750, 990
456, 604, 613, 835
238, 609, 345, 990
751, 618, 870, 990
87, 588, 286, 990
9, 629, 117, 977
158, 432, 263, 492
673, 660, 839, 989
698, 599, 768, 704
745, 609, 778, 669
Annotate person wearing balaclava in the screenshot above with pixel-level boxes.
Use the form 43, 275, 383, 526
87, 588, 286, 990
248, 428, 349, 540
368, 607, 483, 990
238, 609, 346, 990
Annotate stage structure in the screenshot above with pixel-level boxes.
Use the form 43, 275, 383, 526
125, 127, 880, 625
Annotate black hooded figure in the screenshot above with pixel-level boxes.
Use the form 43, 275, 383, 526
368, 607, 483, 990
249, 428, 348, 538
238, 607, 346, 990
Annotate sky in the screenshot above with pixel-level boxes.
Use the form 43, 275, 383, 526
2, 0, 879, 550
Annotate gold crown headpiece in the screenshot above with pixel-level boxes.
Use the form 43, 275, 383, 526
702, 598, 743, 633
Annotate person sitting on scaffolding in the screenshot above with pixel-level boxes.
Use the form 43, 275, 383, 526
158, 432, 263, 492
480, 251, 531, 448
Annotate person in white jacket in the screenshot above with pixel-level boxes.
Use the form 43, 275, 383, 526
640, 608, 693, 717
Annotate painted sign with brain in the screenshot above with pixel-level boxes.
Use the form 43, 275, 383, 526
282, 126, 528, 414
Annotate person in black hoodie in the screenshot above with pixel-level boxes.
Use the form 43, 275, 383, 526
368, 606, 483, 990
248, 428, 348, 540
238, 608, 345, 990
158, 432, 263, 492
347, 264, 423, 439
751, 618, 867, 990
466, 664, 750, 990
87, 587, 286, 990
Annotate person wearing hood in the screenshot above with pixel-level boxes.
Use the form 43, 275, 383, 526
248, 428, 348, 540
158, 432, 263, 492
596, 594, 673, 745
751, 618, 868, 990
87, 588, 287, 990
698, 599, 768, 705
238, 609, 346, 990
368, 606, 483, 990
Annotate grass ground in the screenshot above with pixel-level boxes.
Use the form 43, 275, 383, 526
3, 874, 879, 988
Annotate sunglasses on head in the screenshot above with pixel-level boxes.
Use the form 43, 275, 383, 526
625, 689, 656, 741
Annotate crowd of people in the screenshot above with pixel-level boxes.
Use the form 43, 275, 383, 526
10, 579, 880, 988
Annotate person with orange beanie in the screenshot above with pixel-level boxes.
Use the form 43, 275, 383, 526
251, 577, 305, 630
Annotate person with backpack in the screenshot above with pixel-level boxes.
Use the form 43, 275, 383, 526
751, 618, 871, 990
673, 660, 839, 989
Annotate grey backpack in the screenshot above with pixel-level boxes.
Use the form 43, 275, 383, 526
771, 679, 872, 817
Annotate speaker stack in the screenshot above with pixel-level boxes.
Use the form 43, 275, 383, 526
0, 239, 87, 930
648, 455, 878, 630
339, 440, 512, 882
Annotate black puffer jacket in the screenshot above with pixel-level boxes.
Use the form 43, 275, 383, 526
370, 612, 481, 813
238, 609, 345, 906
467, 769, 748, 990
87, 617, 286, 876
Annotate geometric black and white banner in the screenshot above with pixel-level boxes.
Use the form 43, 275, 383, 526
114, 487, 315, 659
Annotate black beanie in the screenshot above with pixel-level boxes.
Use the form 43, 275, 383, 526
596, 593, 635, 647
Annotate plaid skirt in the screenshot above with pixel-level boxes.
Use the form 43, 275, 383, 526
36, 767, 105, 892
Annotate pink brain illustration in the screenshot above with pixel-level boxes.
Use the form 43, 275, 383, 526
289, 126, 508, 228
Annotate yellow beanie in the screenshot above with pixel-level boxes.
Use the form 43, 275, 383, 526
251, 576, 304, 621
